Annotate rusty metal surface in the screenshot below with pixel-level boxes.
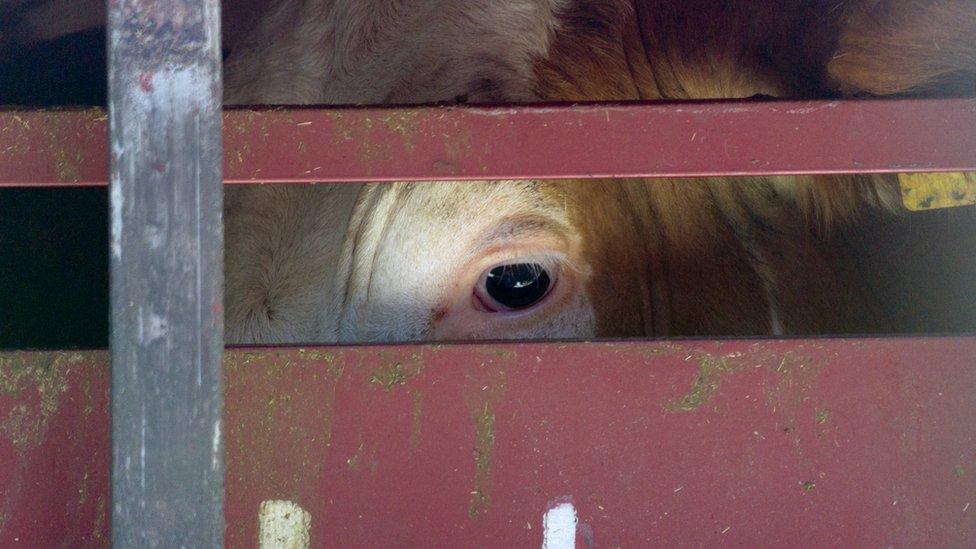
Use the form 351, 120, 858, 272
3, 337, 976, 546
2, 98, 975, 186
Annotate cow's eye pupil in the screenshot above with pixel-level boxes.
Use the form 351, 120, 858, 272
485, 263, 551, 309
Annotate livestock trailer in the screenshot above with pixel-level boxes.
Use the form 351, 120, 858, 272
1, 0, 975, 546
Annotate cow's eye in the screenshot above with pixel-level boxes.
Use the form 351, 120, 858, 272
477, 263, 554, 311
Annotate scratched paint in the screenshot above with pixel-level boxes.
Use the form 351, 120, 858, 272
763, 350, 826, 457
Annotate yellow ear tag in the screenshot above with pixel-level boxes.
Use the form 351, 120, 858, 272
899, 172, 976, 211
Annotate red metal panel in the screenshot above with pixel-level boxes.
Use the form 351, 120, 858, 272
2, 337, 976, 546
2, 98, 975, 186
0, 352, 110, 547
0, 109, 108, 187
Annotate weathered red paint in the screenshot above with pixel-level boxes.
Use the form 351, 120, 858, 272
2, 338, 975, 546
0, 352, 110, 547
2, 98, 975, 186
0, 109, 108, 186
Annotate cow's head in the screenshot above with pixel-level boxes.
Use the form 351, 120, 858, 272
321, 176, 776, 342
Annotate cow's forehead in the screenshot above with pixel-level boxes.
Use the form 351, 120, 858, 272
375, 180, 571, 238
401, 180, 551, 212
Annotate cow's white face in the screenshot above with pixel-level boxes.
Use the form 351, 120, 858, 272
323, 180, 596, 342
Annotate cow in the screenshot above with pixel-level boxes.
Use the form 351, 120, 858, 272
219, 0, 976, 343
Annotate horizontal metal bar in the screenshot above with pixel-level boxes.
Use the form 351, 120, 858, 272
2, 98, 974, 186
2, 336, 976, 546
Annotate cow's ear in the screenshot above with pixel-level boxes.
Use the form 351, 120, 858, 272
825, 0, 976, 96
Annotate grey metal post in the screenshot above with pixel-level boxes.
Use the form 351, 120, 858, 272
108, 0, 224, 545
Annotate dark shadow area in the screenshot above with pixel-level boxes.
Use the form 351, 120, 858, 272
839, 208, 976, 333
0, 28, 106, 106
1, 28, 109, 349
0, 187, 108, 348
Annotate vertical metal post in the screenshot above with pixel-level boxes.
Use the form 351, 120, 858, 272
108, 0, 224, 545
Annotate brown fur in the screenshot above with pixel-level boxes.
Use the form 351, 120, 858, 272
534, 0, 975, 335
557, 179, 776, 336
828, 0, 976, 96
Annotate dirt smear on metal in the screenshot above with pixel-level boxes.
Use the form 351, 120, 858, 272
0, 350, 107, 542
668, 354, 739, 412
660, 344, 826, 415
0, 352, 82, 453
463, 349, 512, 518
0, 109, 105, 184
367, 353, 423, 390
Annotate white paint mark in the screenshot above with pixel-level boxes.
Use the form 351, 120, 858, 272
542, 501, 576, 549
140, 402, 146, 492
139, 312, 168, 344
136, 306, 143, 343
193, 109, 204, 388
211, 419, 222, 472
259, 500, 311, 549
109, 179, 124, 259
